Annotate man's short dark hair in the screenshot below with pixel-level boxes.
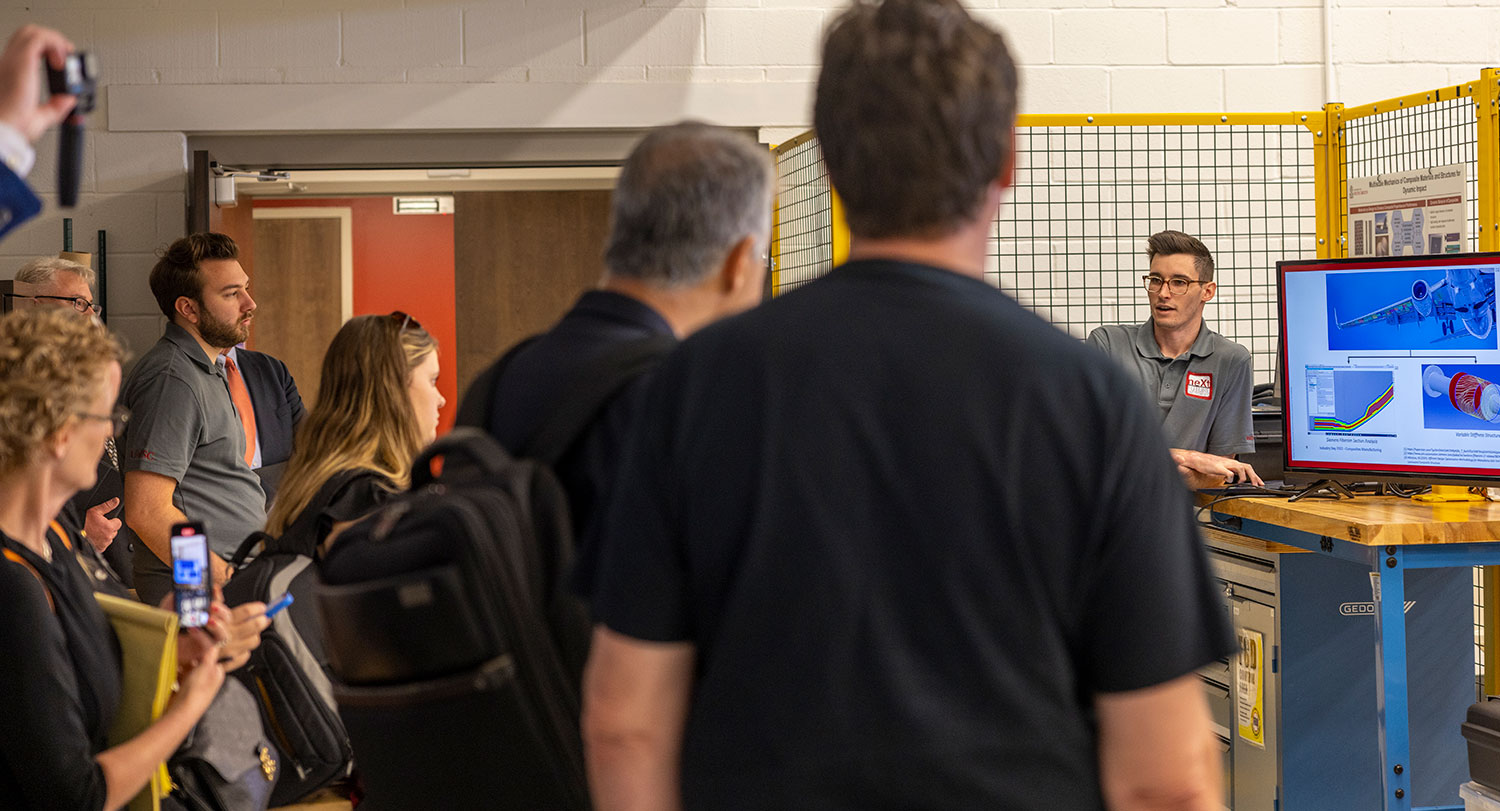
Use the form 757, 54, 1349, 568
149, 232, 239, 319
604, 121, 773, 286
815, 0, 1019, 240
1146, 230, 1215, 282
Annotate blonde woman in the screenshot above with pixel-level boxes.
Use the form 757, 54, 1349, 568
0, 308, 225, 809
264, 312, 445, 554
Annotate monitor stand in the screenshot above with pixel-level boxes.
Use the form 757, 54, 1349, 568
1412, 485, 1487, 503
1287, 479, 1356, 502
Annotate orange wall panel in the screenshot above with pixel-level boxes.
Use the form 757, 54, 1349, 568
254, 197, 458, 434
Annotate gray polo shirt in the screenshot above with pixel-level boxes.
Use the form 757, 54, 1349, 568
121, 322, 268, 558
1087, 319, 1255, 456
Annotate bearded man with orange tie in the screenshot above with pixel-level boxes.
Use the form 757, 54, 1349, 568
121, 233, 279, 605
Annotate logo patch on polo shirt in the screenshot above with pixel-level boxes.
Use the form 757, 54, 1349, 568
1185, 372, 1213, 400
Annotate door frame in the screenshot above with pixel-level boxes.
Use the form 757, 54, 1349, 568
250, 206, 355, 322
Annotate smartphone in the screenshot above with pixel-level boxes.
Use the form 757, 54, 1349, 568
170, 521, 211, 629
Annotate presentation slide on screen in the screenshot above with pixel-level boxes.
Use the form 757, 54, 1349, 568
1284, 261, 1500, 473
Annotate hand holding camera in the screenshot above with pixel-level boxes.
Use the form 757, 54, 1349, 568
0, 25, 77, 144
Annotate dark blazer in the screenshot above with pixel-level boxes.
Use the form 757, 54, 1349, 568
0, 163, 41, 242
235, 347, 305, 504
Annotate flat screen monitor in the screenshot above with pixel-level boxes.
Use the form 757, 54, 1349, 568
1279, 251, 1500, 484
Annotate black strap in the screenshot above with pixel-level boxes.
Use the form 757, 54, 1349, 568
230, 531, 272, 569
520, 334, 675, 466
232, 467, 382, 566
454, 336, 539, 430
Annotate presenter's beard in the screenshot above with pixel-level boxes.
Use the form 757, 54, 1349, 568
199, 310, 251, 349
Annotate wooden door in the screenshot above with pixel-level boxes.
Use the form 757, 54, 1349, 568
249, 211, 350, 406
452, 190, 613, 394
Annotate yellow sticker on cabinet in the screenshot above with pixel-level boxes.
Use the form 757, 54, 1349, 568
1236, 629, 1265, 748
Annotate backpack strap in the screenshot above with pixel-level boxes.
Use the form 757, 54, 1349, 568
454, 336, 539, 430
230, 530, 274, 569
238, 467, 385, 565
521, 334, 676, 466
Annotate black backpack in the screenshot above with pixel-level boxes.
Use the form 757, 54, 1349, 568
312, 335, 672, 810
313, 430, 588, 809
221, 469, 378, 806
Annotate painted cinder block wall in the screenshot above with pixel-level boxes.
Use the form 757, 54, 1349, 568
0, 0, 1494, 358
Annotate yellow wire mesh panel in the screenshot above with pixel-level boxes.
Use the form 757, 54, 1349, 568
993, 122, 1319, 387
772, 134, 834, 296
1340, 93, 1480, 256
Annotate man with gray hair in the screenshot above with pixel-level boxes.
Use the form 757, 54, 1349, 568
467, 119, 772, 601
8, 256, 134, 586
10, 255, 99, 316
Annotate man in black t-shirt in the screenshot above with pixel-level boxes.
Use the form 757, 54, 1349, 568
582, 2, 1235, 810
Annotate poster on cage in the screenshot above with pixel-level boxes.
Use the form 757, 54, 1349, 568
1347, 164, 1466, 258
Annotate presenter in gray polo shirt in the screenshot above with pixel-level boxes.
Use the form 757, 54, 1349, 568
122, 233, 268, 605
1088, 230, 1263, 489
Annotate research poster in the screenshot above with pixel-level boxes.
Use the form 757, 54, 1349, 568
1347, 164, 1467, 258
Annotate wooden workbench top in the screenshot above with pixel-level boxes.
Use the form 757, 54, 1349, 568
1207, 495, 1500, 546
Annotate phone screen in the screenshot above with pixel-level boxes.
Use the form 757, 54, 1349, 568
170, 522, 210, 628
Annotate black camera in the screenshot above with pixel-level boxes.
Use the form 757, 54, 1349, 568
47, 51, 97, 113
46, 51, 96, 207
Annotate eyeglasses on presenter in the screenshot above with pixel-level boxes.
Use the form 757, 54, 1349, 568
1141, 275, 1208, 295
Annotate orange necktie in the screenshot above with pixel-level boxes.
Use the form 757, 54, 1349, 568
222, 354, 257, 468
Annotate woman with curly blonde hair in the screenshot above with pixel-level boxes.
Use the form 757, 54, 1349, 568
0, 308, 227, 809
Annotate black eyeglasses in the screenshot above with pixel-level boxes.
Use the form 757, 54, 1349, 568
390, 311, 421, 332
3, 292, 101, 316
75, 404, 131, 437
1142, 275, 1207, 295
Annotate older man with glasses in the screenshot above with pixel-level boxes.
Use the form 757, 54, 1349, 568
7, 256, 139, 585
8, 256, 101, 317
1088, 230, 1263, 489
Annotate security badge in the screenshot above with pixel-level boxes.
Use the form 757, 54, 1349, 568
1185, 371, 1213, 400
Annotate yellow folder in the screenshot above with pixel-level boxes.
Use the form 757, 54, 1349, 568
95, 593, 178, 811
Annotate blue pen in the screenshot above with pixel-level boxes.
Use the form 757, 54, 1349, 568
265, 592, 294, 618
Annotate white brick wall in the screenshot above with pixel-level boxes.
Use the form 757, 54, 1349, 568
705, 9, 825, 67
94, 10, 216, 71
465, 4, 583, 70
220, 10, 341, 69
587, 9, 706, 67
1167, 10, 1278, 66
342, 7, 462, 69
1390, 8, 1499, 64
1331, 8, 1392, 65
1111, 66, 1223, 112
1278, 9, 1324, 65
1225, 65, 1324, 111
1055, 10, 1166, 65
0, 0, 1491, 352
